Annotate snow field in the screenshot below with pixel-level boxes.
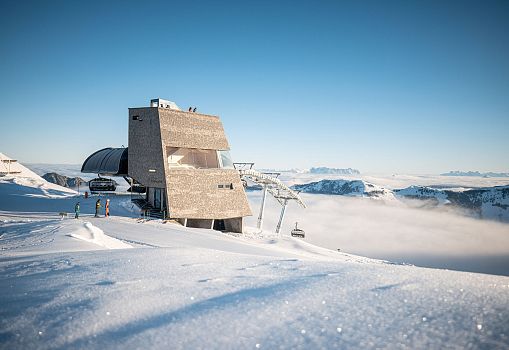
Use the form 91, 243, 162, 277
1, 243, 508, 349
1, 212, 508, 349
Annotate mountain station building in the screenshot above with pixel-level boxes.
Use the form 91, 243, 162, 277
81, 98, 252, 232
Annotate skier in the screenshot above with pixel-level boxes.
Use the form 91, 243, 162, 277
74, 202, 80, 219
193, 107, 197, 112
188, 106, 192, 112
105, 199, 110, 218
95, 199, 101, 217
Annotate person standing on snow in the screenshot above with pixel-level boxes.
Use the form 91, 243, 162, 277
95, 199, 101, 217
105, 199, 110, 218
74, 202, 80, 219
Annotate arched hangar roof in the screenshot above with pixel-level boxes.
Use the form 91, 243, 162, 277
81, 147, 128, 176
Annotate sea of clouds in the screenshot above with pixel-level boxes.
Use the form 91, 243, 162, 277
246, 192, 509, 276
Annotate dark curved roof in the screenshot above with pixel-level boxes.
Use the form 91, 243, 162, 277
81, 148, 128, 176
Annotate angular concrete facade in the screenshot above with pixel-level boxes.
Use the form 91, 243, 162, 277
128, 102, 251, 232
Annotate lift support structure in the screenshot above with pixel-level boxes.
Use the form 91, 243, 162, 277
235, 166, 306, 236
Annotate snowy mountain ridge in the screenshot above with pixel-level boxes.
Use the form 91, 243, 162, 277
292, 179, 395, 200
257, 167, 360, 175
309, 167, 361, 175
42, 172, 87, 188
292, 179, 509, 222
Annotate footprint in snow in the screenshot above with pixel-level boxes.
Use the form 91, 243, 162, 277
198, 277, 227, 283
95, 280, 115, 286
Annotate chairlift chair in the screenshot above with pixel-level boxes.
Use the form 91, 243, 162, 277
291, 222, 305, 238
89, 177, 117, 192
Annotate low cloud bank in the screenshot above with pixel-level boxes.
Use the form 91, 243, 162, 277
246, 193, 509, 275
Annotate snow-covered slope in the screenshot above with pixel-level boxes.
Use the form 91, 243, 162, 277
1, 213, 509, 349
69, 221, 133, 249
1, 169, 509, 348
0, 152, 77, 198
1, 152, 42, 179
395, 185, 450, 204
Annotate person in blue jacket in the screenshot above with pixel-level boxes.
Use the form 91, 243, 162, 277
74, 202, 80, 219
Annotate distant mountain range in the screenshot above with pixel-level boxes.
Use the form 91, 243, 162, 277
258, 167, 361, 175
291, 179, 509, 222
441, 171, 509, 177
309, 167, 361, 175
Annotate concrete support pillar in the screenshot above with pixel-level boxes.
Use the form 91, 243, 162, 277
224, 217, 243, 233
257, 185, 268, 230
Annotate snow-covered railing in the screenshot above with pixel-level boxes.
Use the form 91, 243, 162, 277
238, 169, 306, 208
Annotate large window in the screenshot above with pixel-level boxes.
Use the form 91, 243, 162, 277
167, 147, 219, 169
167, 148, 234, 169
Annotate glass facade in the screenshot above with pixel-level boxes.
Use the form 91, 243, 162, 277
167, 147, 234, 169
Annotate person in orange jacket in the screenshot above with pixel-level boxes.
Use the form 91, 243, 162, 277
105, 199, 110, 218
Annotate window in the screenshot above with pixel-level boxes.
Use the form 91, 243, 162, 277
132, 115, 140, 120
167, 147, 219, 169
166, 148, 235, 169
217, 150, 234, 169
217, 183, 233, 190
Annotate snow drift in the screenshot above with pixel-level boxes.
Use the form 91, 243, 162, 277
69, 221, 132, 249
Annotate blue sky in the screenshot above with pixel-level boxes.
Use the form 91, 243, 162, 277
0, 0, 508, 174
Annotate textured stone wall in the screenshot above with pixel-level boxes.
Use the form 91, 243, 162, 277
128, 108, 166, 188
159, 109, 230, 150
166, 168, 252, 219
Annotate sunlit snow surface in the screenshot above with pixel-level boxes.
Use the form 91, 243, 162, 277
1, 214, 509, 349
0, 164, 509, 348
